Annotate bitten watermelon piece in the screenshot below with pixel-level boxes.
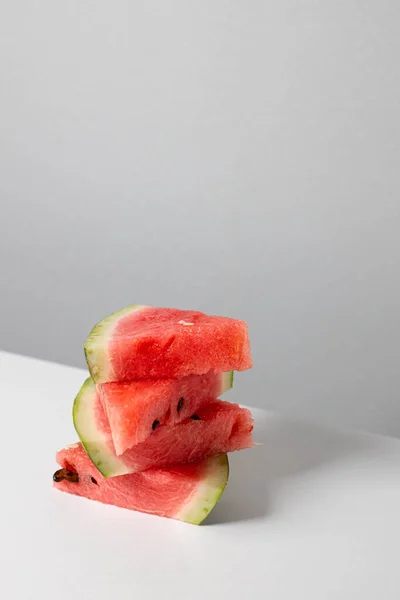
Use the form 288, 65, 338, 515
98, 370, 234, 455
54, 443, 228, 525
84, 305, 252, 383
73, 378, 253, 477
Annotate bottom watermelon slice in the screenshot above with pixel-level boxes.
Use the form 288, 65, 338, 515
54, 443, 229, 524
73, 378, 253, 477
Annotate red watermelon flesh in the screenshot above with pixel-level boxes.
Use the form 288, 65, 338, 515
73, 378, 254, 477
84, 305, 252, 383
54, 443, 229, 524
98, 370, 233, 455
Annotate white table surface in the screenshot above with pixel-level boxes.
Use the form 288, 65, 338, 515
1, 350, 399, 600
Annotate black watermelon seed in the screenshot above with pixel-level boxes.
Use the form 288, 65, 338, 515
53, 469, 63, 482
152, 419, 160, 431
91, 477, 98, 485
177, 397, 184, 413
65, 470, 79, 482
53, 468, 79, 483
190, 414, 201, 421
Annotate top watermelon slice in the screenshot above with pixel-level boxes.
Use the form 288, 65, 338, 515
84, 305, 252, 383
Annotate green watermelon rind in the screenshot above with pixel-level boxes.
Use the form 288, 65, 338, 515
221, 370, 234, 393
84, 304, 147, 383
73, 378, 129, 477
176, 454, 229, 525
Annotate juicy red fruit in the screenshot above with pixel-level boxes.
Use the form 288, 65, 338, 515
85, 305, 252, 383
54, 444, 229, 524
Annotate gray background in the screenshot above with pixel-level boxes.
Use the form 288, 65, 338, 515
1, 1, 399, 436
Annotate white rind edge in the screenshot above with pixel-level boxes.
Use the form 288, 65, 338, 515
84, 305, 147, 383
175, 454, 229, 524
73, 378, 130, 477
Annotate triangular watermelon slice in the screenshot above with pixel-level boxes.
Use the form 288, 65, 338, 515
73, 378, 253, 477
54, 443, 229, 525
84, 305, 252, 383
98, 370, 234, 455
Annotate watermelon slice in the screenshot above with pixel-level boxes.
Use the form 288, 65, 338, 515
98, 370, 234, 455
84, 305, 252, 383
73, 378, 254, 477
54, 443, 228, 524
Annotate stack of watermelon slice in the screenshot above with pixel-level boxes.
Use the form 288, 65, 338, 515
54, 305, 253, 524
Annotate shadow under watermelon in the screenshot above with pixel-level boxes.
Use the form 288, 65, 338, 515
204, 411, 369, 525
